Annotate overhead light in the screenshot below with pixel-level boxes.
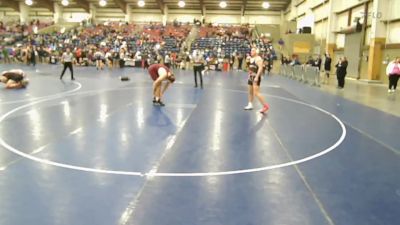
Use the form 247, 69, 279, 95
25, 0, 33, 6
99, 0, 107, 7
61, 0, 69, 6
178, 1, 185, 8
219, 1, 227, 8
262, 2, 270, 9
138, 0, 145, 7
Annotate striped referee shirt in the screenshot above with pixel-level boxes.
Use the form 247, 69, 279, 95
62, 52, 74, 62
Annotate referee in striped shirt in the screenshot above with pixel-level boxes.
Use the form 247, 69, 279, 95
60, 48, 75, 80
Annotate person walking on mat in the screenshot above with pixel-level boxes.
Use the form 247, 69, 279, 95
244, 48, 269, 114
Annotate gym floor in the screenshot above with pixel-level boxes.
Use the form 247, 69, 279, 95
0, 64, 399, 225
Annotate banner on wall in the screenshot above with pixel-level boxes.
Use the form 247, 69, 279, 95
293, 41, 311, 53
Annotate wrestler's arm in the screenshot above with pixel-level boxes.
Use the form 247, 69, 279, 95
161, 81, 170, 95
255, 56, 263, 80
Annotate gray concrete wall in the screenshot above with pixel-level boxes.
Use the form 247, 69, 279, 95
344, 33, 363, 78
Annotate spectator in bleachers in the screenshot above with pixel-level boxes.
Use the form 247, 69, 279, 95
171, 52, 177, 69
1, 46, 10, 64
164, 53, 171, 68
335, 57, 348, 89
237, 53, 244, 71
264, 54, 273, 76
185, 54, 191, 70
119, 48, 125, 68
324, 53, 332, 84
75, 47, 82, 65
290, 55, 301, 66
281, 55, 290, 65
143, 53, 149, 69
315, 55, 322, 70
306, 56, 315, 66
386, 57, 400, 93
245, 53, 251, 71
230, 54, 235, 71
105, 50, 113, 69
27, 45, 37, 67
94, 49, 105, 70
49, 50, 58, 64
112, 50, 120, 68
37, 46, 45, 63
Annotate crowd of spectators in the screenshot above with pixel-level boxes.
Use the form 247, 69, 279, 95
0, 21, 192, 69
189, 24, 276, 73
0, 19, 52, 46
1, 20, 278, 75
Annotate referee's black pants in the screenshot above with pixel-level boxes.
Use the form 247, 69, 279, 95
60, 62, 74, 80
193, 65, 203, 88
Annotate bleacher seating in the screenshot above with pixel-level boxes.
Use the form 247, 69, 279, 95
191, 37, 251, 57
191, 25, 252, 57
0, 21, 192, 66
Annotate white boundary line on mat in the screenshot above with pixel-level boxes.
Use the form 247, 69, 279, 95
0, 81, 82, 105
0, 87, 346, 177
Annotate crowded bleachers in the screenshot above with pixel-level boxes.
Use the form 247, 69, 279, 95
0, 20, 52, 46
0, 20, 278, 73
0, 21, 191, 68
191, 24, 252, 57
187, 24, 277, 72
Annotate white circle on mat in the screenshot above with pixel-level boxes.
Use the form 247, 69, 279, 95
0, 81, 82, 105
0, 87, 346, 177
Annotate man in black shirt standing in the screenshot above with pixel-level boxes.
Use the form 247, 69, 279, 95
336, 57, 348, 89
324, 54, 332, 84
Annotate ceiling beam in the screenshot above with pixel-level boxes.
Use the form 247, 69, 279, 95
36, 0, 55, 12
0, 0, 20, 12
155, 0, 165, 15
113, 0, 127, 14
75, 0, 90, 13
199, 0, 204, 16
242, 0, 247, 16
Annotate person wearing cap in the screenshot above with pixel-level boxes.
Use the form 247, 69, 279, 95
0, 69, 29, 89
148, 64, 176, 106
